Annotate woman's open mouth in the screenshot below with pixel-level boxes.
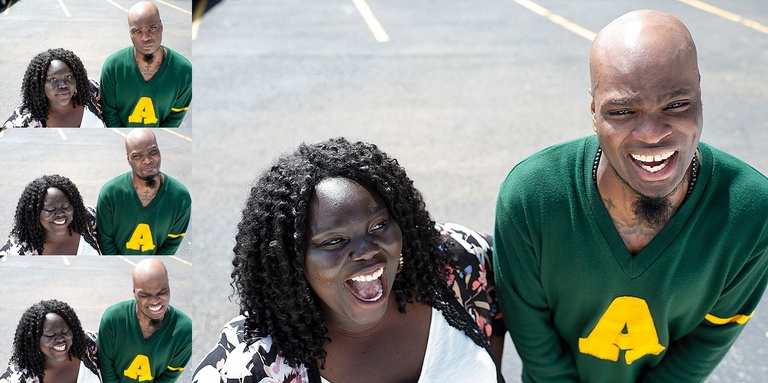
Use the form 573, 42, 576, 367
345, 266, 384, 302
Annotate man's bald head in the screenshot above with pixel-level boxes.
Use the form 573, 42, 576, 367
132, 258, 171, 323
128, 1, 160, 25
132, 258, 168, 287
590, 10, 699, 94
125, 128, 158, 154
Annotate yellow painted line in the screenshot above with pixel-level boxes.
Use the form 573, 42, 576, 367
512, 0, 596, 41
1, 255, 7, 262
118, 255, 137, 266
56, 128, 68, 141
109, 128, 128, 137
192, 18, 201, 40
104, 0, 129, 13
3, 0, 13, 15
677, 0, 768, 35
352, 0, 390, 43
192, 0, 206, 40
0, 129, 5, 138
156, 0, 191, 15
160, 128, 192, 142
57, 0, 72, 17
170, 256, 192, 266
62, 256, 71, 265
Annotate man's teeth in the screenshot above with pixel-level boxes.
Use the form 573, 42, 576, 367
53, 344, 66, 351
350, 267, 384, 282
631, 151, 674, 163
631, 151, 675, 173
149, 305, 162, 311
53, 219, 66, 224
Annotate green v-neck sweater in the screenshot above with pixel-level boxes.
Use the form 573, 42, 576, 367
96, 172, 191, 255
100, 46, 192, 127
98, 300, 192, 383
494, 135, 768, 382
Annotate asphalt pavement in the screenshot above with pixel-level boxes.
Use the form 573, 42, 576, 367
3, 0, 768, 382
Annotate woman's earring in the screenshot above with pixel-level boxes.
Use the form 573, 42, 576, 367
397, 255, 404, 274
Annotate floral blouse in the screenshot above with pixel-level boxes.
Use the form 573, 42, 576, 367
0, 205, 100, 256
193, 222, 504, 383
0, 330, 100, 383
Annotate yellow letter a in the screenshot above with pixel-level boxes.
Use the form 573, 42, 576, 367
578, 296, 665, 364
124, 354, 153, 381
126, 223, 156, 252
128, 97, 159, 124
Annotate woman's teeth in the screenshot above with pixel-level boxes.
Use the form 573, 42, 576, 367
350, 266, 384, 282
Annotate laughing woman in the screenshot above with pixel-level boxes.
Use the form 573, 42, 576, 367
1, 300, 100, 383
3, 48, 103, 128
193, 138, 506, 382
0, 175, 100, 256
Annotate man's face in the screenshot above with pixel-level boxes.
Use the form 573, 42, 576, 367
127, 138, 161, 181
591, 47, 703, 199
129, 12, 163, 56
133, 275, 170, 322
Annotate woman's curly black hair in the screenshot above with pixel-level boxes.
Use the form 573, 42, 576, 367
10, 174, 98, 254
232, 137, 479, 371
10, 299, 99, 383
20, 48, 96, 127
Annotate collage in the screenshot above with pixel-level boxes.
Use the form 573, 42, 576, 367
1, 1, 768, 382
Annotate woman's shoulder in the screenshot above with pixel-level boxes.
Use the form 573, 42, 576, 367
436, 222, 505, 339
0, 363, 39, 383
193, 316, 309, 383
0, 235, 38, 256
3, 105, 43, 129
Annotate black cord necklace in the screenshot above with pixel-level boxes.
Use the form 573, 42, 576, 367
592, 147, 698, 196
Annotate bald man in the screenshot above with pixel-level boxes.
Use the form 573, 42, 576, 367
493, 10, 768, 382
100, 1, 191, 127
98, 259, 192, 383
96, 129, 191, 254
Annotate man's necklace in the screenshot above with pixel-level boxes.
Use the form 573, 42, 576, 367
592, 147, 698, 196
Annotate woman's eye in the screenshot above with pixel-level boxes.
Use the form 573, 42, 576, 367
320, 238, 343, 247
372, 219, 388, 231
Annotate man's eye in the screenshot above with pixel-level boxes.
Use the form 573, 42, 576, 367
666, 101, 689, 110
607, 109, 633, 116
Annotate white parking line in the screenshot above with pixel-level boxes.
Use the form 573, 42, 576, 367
678, 0, 768, 34
103, 0, 129, 13
62, 256, 71, 265
57, 0, 72, 17
352, 0, 390, 43
56, 128, 68, 141
512, 0, 596, 41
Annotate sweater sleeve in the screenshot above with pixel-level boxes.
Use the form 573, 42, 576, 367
97, 310, 121, 383
156, 190, 191, 255
99, 59, 123, 127
641, 249, 768, 382
493, 183, 580, 383
161, 79, 191, 127
160, 55, 192, 128
96, 186, 119, 255
154, 325, 192, 383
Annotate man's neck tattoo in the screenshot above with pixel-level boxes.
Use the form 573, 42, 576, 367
142, 53, 154, 64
